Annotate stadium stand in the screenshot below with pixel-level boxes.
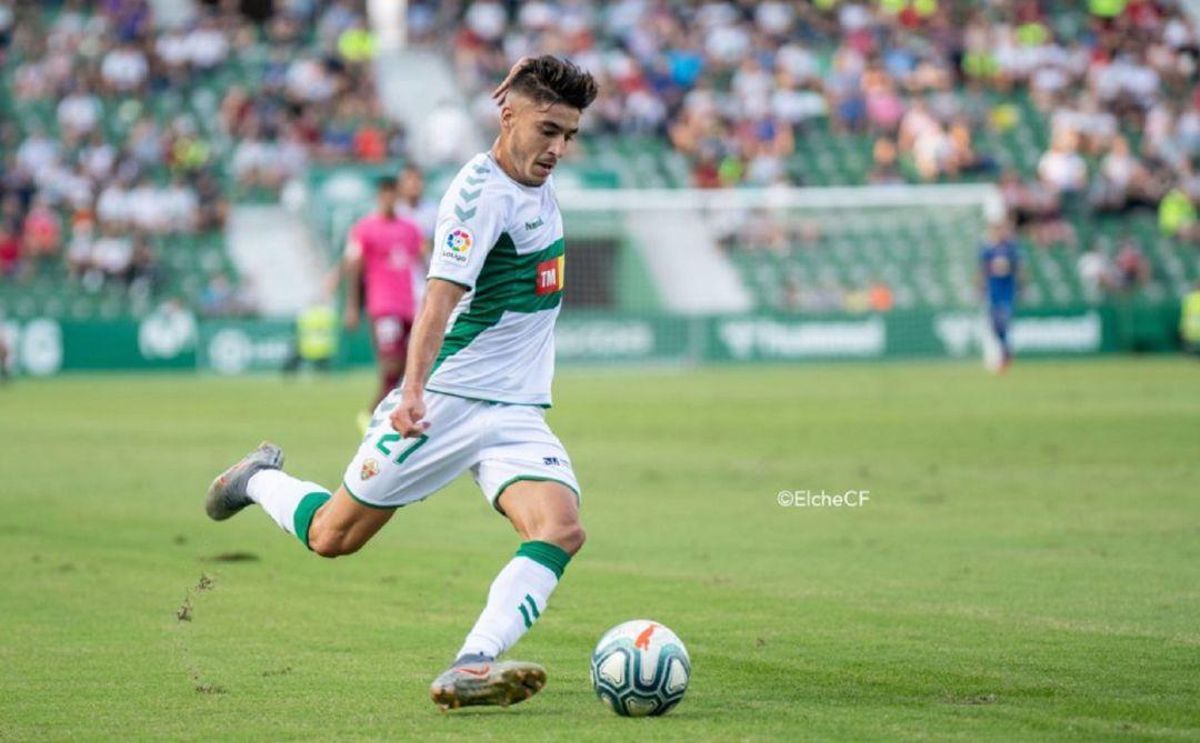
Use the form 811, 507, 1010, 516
444, 0, 1200, 312
0, 0, 391, 319
2, 0, 1199, 322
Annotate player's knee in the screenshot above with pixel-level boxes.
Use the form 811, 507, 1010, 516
549, 522, 586, 556
308, 529, 361, 559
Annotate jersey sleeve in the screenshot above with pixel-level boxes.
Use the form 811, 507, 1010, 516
428, 183, 510, 291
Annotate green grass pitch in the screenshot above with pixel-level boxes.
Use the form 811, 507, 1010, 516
1, 359, 1198, 741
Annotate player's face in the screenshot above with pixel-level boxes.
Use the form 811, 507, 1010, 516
399, 171, 423, 202
502, 96, 581, 186
377, 186, 397, 214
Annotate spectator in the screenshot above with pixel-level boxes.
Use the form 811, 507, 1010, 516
1115, 237, 1151, 290
1038, 132, 1087, 194
1091, 135, 1157, 213
21, 198, 61, 261
186, 16, 229, 71
66, 216, 96, 280
868, 137, 904, 185
57, 83, 102, 138
1077, 242, 1115, 302
100, 41, 149, 93
0, 220, 21, 278
92, 225, 133, 283
125, 236, 161, 295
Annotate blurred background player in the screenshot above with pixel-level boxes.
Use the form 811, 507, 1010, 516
395, 164, 436, 314
341, 176, 424, 427
979, 222, 1022, 372
1182, 280, 1200, 356
396, 164, 438, 241
283, 302, 337, 376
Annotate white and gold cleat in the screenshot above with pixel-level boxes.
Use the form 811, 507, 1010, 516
430, 655, 547, 711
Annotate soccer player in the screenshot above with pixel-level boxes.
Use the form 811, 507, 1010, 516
396, 164, 438, 240
342, 176, 424, 414
979, 222, 1021, 371
205, 56, 598, 710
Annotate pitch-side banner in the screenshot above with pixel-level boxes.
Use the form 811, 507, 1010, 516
0, 304, 1179, 376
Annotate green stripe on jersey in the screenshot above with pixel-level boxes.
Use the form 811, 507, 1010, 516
433, 235, 564, 371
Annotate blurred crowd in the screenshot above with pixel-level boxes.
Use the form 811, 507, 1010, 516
442, 0, 1200, 306
0, 0, 396, 314
4, 0, 1200, 317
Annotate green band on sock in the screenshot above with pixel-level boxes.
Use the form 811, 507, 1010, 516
293, 492, 331, 550
515, 540, 571, 579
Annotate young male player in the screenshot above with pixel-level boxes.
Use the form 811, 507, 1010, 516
205, 56, 598, 710
396, 164, 438, 240
979, 222, 1021, 371
342, 176, 425, 414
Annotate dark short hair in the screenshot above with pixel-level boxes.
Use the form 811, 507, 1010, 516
375, 176, 397, 190
509, 55, 598, 111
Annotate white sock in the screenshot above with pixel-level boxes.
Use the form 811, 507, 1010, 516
457, 541, 571, 659
246, 469, 330, 547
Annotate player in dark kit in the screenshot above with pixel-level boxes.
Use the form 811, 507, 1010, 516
979, 223, 1021, 371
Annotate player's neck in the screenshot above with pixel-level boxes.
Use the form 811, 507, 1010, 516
490, 140, 537, 188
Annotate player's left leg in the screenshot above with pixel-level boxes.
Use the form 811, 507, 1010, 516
430, 404, 583, 709
430, 481, 581, 710
459, 480, 584, 657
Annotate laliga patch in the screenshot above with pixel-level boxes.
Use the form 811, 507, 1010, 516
360, 458, 380, 481
535, 255, 565, 295
441, 226, 473, 264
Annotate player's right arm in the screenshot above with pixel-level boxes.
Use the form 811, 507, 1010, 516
391, 278, 465, 437
392, 162, 511, 436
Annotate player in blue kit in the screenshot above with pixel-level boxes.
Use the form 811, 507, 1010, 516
979, 223, 1021, 371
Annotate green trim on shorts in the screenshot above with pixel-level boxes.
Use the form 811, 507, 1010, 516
293, 491, 331, 550
341, 480, 403, 510
492, 475, 581, 516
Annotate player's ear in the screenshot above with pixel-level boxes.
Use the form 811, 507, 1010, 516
499, 103, 515, 131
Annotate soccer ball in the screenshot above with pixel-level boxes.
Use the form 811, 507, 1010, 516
590, 619, 690, 717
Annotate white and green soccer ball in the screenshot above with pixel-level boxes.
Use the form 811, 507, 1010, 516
590, 619, 690, 717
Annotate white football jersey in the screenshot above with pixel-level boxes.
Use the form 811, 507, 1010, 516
426, 152, 565, 406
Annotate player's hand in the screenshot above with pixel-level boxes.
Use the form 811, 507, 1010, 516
390, 390, 430, 437
343, 307, 360, 331
492, 56, 534, 104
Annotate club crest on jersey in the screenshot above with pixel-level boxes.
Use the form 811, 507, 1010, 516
535, 255, 565, 295
441, 226, 473, 264
360, 458, 380, 481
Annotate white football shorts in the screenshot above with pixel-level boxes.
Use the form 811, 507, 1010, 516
342, 390, 580, 511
